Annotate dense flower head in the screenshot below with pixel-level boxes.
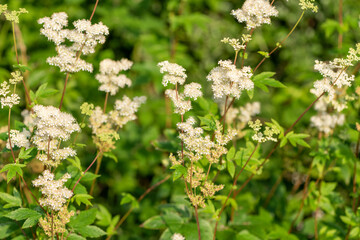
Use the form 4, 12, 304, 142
239, 102, 261, 123
249, 119, 280, 142
1, 93, 20, 109
6, 129, 31, 150
221, 37, 245, 51
32, 170, 73, 211
47, 45, 93, 73
158, 61, 187, 86
310, 112, 345, 134
109, 96, 146, 127
39, 206, 74, 237
0, 5, 7, 15
299, 0, 318, 13
96, 58, 133, 95
33, 105, 80, 141
231, 0, 278, 30
207, 60, 253, 99
9, 71, 23, 85
171, 233, 185, 240
183, 83, 203, 100
39, 12, 109, 72
4, 7, 28, 23
165, 89, 192, 115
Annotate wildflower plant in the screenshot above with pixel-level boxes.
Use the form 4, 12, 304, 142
1, 0, 360, 240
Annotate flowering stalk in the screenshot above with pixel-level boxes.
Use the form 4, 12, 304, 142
58, 0, 100, 110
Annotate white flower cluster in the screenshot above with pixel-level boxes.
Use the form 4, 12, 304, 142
6, 129, 31, 150
158, 61, 203, 115
221, 34, 253, 52
32, 170, 73, 211
109, 96, 147, 128
32, 105, 80, 167
231, 0, 278, 30
158, 61, 187, 86
222, 102, 261, 124
310, 111, 345, 135
38, 12, 109, 73
249, 119, 280, 142
172, 233, 185, 240
96, 58, 133, 95
0, 74, 21, 108
207, 60, 253, 99
299, 0, 318, 13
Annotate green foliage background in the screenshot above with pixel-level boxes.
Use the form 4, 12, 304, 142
1, 0, 360, 239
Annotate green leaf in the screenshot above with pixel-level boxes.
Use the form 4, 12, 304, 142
23, 216, 41, 228
75, 225, 107, 238
252, 72, 286, 92
0, 132, 8, 141
237, 230, 261, 240
35, 83, 58, 99
0, 192, 22, 208
13, 64, 31, 72
67, 157, 82, 172
142, 214, 183, 230
247, 89, 254, 99
6, 208, 41, 221
80, 172, 100, 182
72, 194, 93, 207
96, 205, 112, 227
198, 115, 217, 131
226, 147, 235, 160
285, 132, 310, 148
258, 51, 270, 58
18, 147, 36, 160
170, 164, 187, 181
120, 193, 139, 209
69, 208, 97, 229
103, 152, 118, 163
0, 163, 26, 183
227, 159, 235, 179
67, 234, 86, 240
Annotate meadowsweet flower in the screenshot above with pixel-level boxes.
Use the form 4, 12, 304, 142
21, 109, 35, 132
299, 0, 318, 13
47, 45, 93, 73
183, 83, 202, 100
38, 12, 68, 45
221, 38, 245, 51
239, 102, 261, 123
80, 102, 94, 116
6, 129, 31, 149
249, 119, 280, 142
0, 5, 7, 15
165, 89, 192, 115
32, 170, 73, 211
39, 12, 109, 72
231, 0, 278, 30
33, 105, 80, 141
9, 71, 23, 85
200, 181, 224, 198
96, 59, 133, 95
158, 61, 187, 86
172, 233, 185, 240
39, 206, 74, 236
109, 96, 146, 128
4, 8, 28, 23
207, 60, 253, 99
32, 105, 80, 166
1, 93, 20, 108
310, 112, 345, 134
0, 81, 10, 97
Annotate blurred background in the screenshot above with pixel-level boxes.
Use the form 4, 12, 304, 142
1, 0, 360, 239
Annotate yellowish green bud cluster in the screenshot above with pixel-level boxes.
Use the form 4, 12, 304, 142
80, 102, 95, 116
299, 0, 318, 13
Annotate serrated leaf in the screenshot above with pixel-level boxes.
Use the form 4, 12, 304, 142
170, 164, 187, 181
103, 152, 118, 163
23, 216, 40, 228
69, 208, 97, 229
67, 157, 82, 172
67, 234, 86, 240
252, 72, 286, 92
75, 225, 106, 238
96, 204, 112, 227
0, 163, 26, 183
35, 83, 58, 99
142, 214, 184, 230
120, 193, 139, 209
18, 147, 35, 160
226, 147, 235, 160
0, 192, 22, 208
6, 208, 41, 221
73, 194, 93, 207
227, 159, 235, 178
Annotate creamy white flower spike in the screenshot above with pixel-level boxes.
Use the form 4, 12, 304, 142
6, 129, 31, 150
32, 105, 80, 167
109, 96, 146, 128
183, 83, 203, 100
32, 170, 73, 211
231, 0, 278, 30
207, 60, 253, 99
96, 58, 133, 95
39, 12, 109, 73
158, 61, 187, 86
